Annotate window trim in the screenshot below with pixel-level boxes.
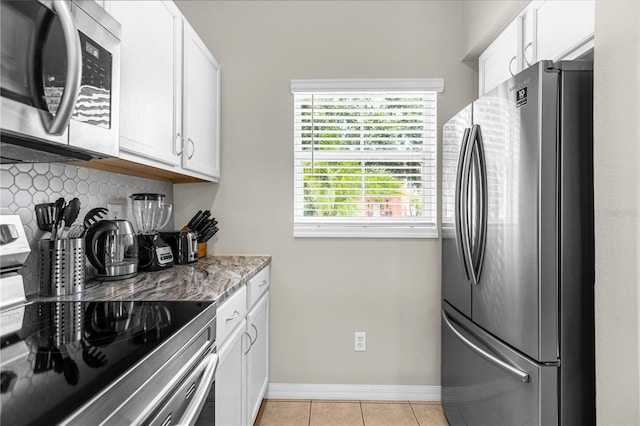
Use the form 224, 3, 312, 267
291, 79, 443, 239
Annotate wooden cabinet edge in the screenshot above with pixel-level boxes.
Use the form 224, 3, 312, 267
71, 158, 216, 183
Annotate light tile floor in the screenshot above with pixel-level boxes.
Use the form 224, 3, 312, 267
254, 400, 448, 426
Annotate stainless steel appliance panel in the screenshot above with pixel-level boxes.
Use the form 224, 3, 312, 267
441, 302, 557, 426
442, 104, 473, 318
557, 65, 595, 425
470, 63, 559, 362
0, 0, 120, 162
67, 0, 120, 157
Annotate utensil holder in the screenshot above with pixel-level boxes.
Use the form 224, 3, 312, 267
39, 239, 86, 297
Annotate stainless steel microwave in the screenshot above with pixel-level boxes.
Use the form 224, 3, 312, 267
0, 0, 121, 163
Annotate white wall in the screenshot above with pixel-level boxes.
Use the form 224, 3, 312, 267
593, 0, 640, 423
173, 1, 476, 387
460, 0, 528, 62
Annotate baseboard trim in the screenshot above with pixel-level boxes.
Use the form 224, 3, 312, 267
265, 383, 441, 402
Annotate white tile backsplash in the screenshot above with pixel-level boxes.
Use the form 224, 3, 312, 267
0, 163, 174, 296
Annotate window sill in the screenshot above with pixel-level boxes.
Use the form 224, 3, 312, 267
293, 224, 439, 239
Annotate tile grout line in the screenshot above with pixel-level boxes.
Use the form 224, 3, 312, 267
359, 400, 365, 426
409, 401, 421, 426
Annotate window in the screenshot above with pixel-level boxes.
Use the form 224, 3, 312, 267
292, 79, 443, 238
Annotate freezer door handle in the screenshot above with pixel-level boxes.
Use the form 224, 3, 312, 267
455, 127, 472, 281
442, 310, 530, 383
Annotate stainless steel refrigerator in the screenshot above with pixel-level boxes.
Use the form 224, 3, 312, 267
441, 60, 595, 425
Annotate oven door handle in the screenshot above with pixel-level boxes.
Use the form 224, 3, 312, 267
178, 351, 219, 426
49, 0, 82, 135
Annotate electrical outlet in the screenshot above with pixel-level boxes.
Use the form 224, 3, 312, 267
107, 203, 124, 220
355, 332, 366, 352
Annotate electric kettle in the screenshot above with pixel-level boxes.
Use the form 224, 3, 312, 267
85, 220, 138, 281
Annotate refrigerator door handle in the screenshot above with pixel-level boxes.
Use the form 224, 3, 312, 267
471, 125, 488, 284
455, 127, 472, 280
442, 309, 530, 383
460, 126, 477, 284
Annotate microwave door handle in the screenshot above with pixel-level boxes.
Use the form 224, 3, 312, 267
48, 0, 82, 135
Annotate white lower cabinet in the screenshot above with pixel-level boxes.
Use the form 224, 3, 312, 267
215, 320, 246, 426
214, 265, 270, 426
246, 292, 269, 425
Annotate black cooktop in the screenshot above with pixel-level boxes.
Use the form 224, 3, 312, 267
0, 300, 212, 426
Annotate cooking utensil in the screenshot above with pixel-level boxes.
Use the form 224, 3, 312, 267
61, 198, 81, 239
35, 203, 57, 233
81, 339, 107, 368
67, 225, 85, 239
83, 207, 109, 235
34, 347, 55, 373
59, 344, 80, 385
52, 198, 66, 241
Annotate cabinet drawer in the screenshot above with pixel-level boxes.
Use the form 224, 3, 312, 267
217, 286, 247, 345
248, 265, 270, 309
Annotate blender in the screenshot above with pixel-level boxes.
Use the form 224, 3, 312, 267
130, 193, 174, 271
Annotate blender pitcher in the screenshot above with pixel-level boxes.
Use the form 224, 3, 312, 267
130, 193, 174, 271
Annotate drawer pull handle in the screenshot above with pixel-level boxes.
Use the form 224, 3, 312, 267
161, 413, 172, 426
185, 381, 197, 400
226, 310, 240, 322
259, 279, 268, 287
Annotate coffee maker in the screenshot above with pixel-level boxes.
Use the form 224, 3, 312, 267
130, 193, 174, 272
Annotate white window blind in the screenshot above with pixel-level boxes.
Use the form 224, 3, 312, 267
292, 79, 443, 238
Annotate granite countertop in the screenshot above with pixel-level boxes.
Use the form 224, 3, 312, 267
37, 255, 271, 303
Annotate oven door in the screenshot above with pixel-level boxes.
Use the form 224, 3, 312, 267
0, 0, 119, 158
147, 349, 218, 426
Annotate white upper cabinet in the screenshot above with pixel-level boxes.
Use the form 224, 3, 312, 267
523, 0, 595, 63
182, 21, 221, 179
104, 0, 220, 182
479, 0, 594, 96
109, 1, 182, 167
478, 19, 520, 96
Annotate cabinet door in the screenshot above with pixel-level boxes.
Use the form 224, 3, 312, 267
246, 292, 269, 425
530, 0, 594, 62
478, 19, 520, 96
182, 21, 221, 180
216, 320, 246, 426
109, 0, 182, 166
